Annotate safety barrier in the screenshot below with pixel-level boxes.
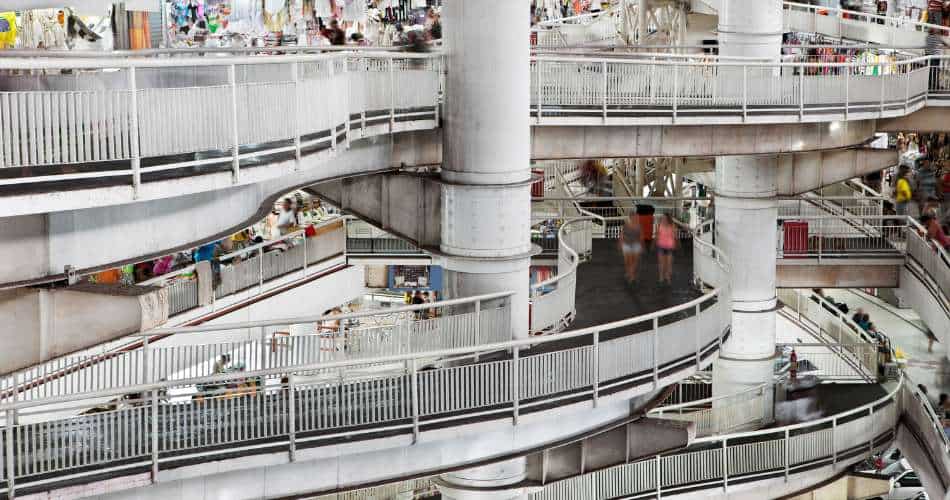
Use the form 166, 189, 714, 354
0, 290, 512, 405
531, 53, 941, 126
533, 1, 950, 47
530, 218, 591, 334
777, 214, 906, 259
648, 383, 771, 438
0, 52, 442, 194
900, 379, 950, 484
0, 220, 730, 495
138, 217, 346, 316
906, 219, 950, 301
531, 374, 902, 500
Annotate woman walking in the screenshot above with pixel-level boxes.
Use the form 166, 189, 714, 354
620, 212, 643, 284
656, 214, 679, 285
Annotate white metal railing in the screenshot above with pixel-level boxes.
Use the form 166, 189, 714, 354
138, 217, 345, 316
0, 231, 731, 494
649, 383, 770, 438
779, 342, 878, 382
0, 290, 512, 405
777, 214, 907, 259
907, 218, 950, 300
0, 288, 729, 492
531, 373, 903, 500
531, 53, 944, 125
783, 1, 950, 43
900, 377, 950, 481
532, 1, 950, 47
529, 218, 591, 334
0, 52, 442, 193
780, 195, 885, 220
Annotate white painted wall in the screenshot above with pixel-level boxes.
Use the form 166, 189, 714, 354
0, 287, 157, 375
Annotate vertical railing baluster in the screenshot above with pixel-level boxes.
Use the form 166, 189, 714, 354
389, 58, 396, 134
292, 61, 301, 171
6, 409, 15, 499
410, 359, 420, 443
653, 317, 660, 387
512, 347, 520, 425
128, 67, 141, 197
228, 64, 240, 182
288, 374, 296, 462
784, 428, 790, 481
741, 65, 748, 122
601, 60, 608, 124
592, 330, 600, 407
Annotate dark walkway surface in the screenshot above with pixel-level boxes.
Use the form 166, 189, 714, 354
776, 382, 888, 427
572, 239, 701, 330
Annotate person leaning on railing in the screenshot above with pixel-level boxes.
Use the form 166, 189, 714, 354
925, 26, 950, 90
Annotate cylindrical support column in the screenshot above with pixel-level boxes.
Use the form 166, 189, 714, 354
438, 458, 528, 500
712, 155, 778, 422
717, 0, 784, 60
441, 0, 532, 341
712, 0, 783, 424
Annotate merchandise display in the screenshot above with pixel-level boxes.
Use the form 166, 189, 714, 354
164, 0, 440, 48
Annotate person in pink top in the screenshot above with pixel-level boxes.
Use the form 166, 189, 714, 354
656, 214, 679, 285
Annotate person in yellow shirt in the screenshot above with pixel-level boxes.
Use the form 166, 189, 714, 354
0, 12, 16, 49
895, 166, 913, 216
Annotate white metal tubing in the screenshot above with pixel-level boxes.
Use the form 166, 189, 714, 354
127, 67, 141, 196
410, 359, 419, 443
592, 330, 600, 407
287, 374, 296, 462
5, 409, 14, 499
228, 64, 240, 182
512, 347, 521, 425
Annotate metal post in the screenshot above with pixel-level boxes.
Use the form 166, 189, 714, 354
818, 218, 823, 262
652, 317, 660, 387
601, 60, 608, 124
258, 248, 265, 294
512, 347, 520, 425
228, 64, 240, 182
904, 65, 911, 114
329, 61, 337, 152
128, 67, 141, 197
6, 409, 15, 499
341, 57, 353, 149
410, 359, 419, 443
742, 65, 748, 122
292, 62, 301, 170
536, 60, 543, 122
259, 326, 267, 371
722, 438, 728, 492
655, 455, 662, 498
879, 68, 886, 114
694, 303, 701, 369
389, 58, 396, 134
672, 64, 679, 123
868, 406, 874, 451
303, 234, 309, 272
287, 374, 296, 462
832, 418, 838, 464
592, 330, 600, 407
474, 300, 481, 347
151, 386, 158, 481
845, 67, 850, 119
799, 67, 805, 121
784, 428, 790, 481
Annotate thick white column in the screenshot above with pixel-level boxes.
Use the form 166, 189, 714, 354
713, 156, 778, 419
712, 0, 782, 415
441, 0, 532, 340
438, 458, 528, 500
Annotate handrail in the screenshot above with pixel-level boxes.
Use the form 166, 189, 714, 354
693, 370, 902, 443
784, 0, 950, 37
649, 381, 769, 415
0, 50, 437, 70
534, 52, 940, 68
0, 46, 407, 58
217, 216, 343, 262
135, 290, 515, 337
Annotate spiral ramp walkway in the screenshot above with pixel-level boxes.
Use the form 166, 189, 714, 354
1, 1, 950, 499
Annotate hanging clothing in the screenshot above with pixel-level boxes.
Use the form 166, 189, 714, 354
0, 12, 16, 48
314, 0, 333, 17
342, 0, 366, 22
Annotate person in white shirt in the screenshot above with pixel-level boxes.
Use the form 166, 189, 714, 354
277, 198, 299, 236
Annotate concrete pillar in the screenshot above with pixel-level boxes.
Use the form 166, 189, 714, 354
712, 0, 782, 418
441, 0, 532, 340
713, 156, 778, 420
438, 458, 528, 500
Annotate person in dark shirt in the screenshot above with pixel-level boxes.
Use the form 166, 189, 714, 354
321, 20, 345, 46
